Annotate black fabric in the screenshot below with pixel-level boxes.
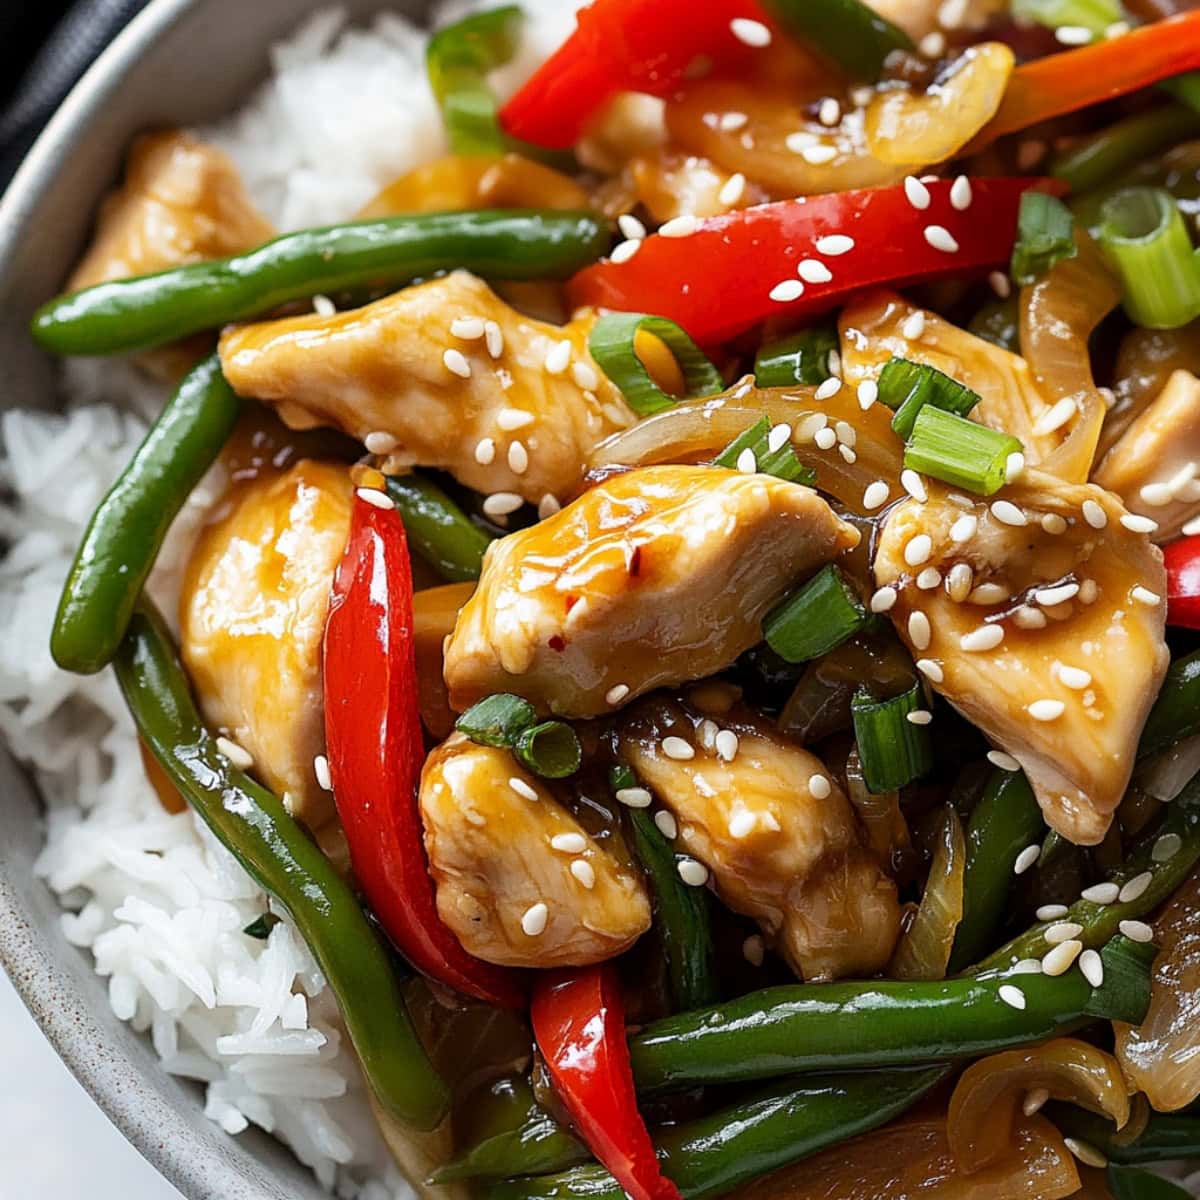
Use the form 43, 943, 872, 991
0, 0, 152, 187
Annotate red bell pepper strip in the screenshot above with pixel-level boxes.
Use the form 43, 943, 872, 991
966, 11, 1200, 154
1165, 535, 1200, 631
568, 177, 1061, 347
498, 0, 764, 150
532, 965, 681, 1200
323, 491, 526, 1009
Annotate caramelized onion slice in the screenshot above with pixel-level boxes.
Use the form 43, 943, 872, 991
414, 582, 475, 740
948, 1038, 1130, 1174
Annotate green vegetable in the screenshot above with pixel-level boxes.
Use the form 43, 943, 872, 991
242, 912, 281, 940
514, 720, 583, 779
1045, 1103, 1200, 1165
1011, 191, 1078, 285
713, 416, 815, 484
1107, 1166, 1193, 1200
754, 327, 839, 387
33, 209, 610, 356
384, 473, 493, 583
627, 937, 1153, 1095
968, 298, 1020, 354
761, 0, 913, 81
1012, 0, 1119, 30
1099, 187, 1200, 329
491, 1067, 948, 1200
851, 682, 933, 794
51, 354, 240, 675
763, 565, 867, 664
876, 357, 981, 440
1140, 648, 1200, 757
114, 601, 448, 1130
588, 311, 724, 417
455, 695, 580, 778
948, 770, 1045, 972
456, 693, 537, 747
903, 406, 1023, 496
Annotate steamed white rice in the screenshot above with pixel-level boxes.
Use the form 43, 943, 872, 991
0, 5, 579, 1196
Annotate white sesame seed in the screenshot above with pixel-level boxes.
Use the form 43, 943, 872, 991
1153, 833, 1183, 862
715, 730, 740, 762
838, 444, 857, 464
497, 408, 535, 433
1116, 511, 1155, 534
474, 437, 497, 467
313, 294, 337, 317
990, 271, 1012, 298
484, 320, 504, 358
798, 259, 834, 284
785, 131, 817, 154
950, 514, 978, 543
1028, 699, 1065, 722
1012, 958, 1044, 974
998, 984, 1026, 1010
1119, 919, 1154, 943
1036, 583, 1080, 607
521, 903, 549, 936
1140, 481, 1175, 507
795, 413, 829, 442
616, 787, 653, 809
571, 361, 599, 391
1056, 24, 1095, 44
719, 112, 749, 132
1005, 452, 1026, 484
1081, 882, 1119, 904
863, 480, 890, 510
729, 810, 757, 839
818, 97, 842, 126
1131, 586, 1161, 607
809, 774, 832, 799
678, 858, 710, 886
1042, 939, 1083, 975
730, 16, 772, 45
611, 238, 642, 263
663, 736, 695, 761
571, 859, 596, 889
510, 777, 539, 801
870, 586, 897, 613
537, 494, 561, 521
946, 562, 974, 602
483, 492, 524, 518
901, 469, 928, 502
767, 424, 792, 454
950, 175, 973, 211
507, 441, 529, 474
544, 339, 572, 375
919, 30, 947, 56
356, 487, 395, 510
1045, 921, 1085, 945
904, 533, 933, 567
815, 427, 838, 450
743, 934, 765, 966
450, 315, 485, 340
857, 380, 879, 410
1014, 844, 1041, 875
916, 567, 942, 590
605, 683, 630, 706
917, 659, 944, 683
655, 810, 678, 839
1036, 904, 1069, 921
850, 85, 875, 107
769, 279, 806, 303
1082, 499, 1107, 529
551, 832, 588, 853
1119, 871, 1153, 904
961, 624, 1004, 652
660, 214, 701, 238
1064, 1138, 1108, 1170
364, 431, 399, 455
909, 611, 932, 651
904, 176, 932, 210
901, 311, 927, 341
443, 348, 472, 378
815, 377, 843, 400
1024, 1087, 1051, 1116
1033, 397, 1075, 436
907, 709, 933, 725
969, 583, 1010, 605
816, 235, 855, 256
1041, 513, 1069, 535
736, 447, 758, 474
314, 754, 333, 791
1079, 949, 1104, 988
1079, 579, 1099, 604
924, 225, 960, 254
618, 214, 647, 240
991, 500, 1027, 527
1185, 514, 1200, 536
802, 144, 839, 165
1057, 665, 1091, 690
719, 172, 746, 206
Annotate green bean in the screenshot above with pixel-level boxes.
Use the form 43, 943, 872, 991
51, 354, 240, 675
114, 600, 448, 1130
1140, 648, 1200, 758
32, 209, 609, 356
1107, 1166, 1193, 1200
384, 472, 493, 583
760, 0, 912, 82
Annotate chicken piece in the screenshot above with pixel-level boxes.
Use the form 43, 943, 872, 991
1094, 370, 1200, 543
419, 734, 651, 968
625, 150, 770, 222
619, 700, 901, 981
69, 130, 273, 291
219, 271, 634, 507
444, 465, 860, 718
180, 459, 353, 831
874, 473, 1169, 845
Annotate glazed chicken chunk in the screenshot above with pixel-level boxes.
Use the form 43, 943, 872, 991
218, 271, 635, 507
180, 459, 352, 832
619, 700, 901, 981
874, 472, 1169, 845
419, 734, 651, 968
444, 464, 860, 718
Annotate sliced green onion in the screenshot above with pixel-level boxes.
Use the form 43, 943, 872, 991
514, 720, 581, 779
967, 298, 1020, 354
588, 312, 725, 417
1107, 1166, 1193, 1200
903, 407, 1022, 496
754, 326, 838, 388
610, 763, 637, 792
242, 912, 280, 940
851, 683, 933, 794
1011, 191, 1078, 286
1080, 935, 1156, 1023
762, 0, 912, 81
1099, 187, 1200, 329
385, 472, 494, 583
427, 7, 523, 156
1011, 0, 1120, 36
877, 357, 981, 440
456, 693, 537, 748
714, 416, 816, 484
763, 564, 867, 664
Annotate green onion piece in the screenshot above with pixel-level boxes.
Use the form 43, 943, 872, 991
1081, 936, 1156, 1023
514, 721, 582, 779
243, 912, 280, 940
610, 764, 637, 792
754, 326, 838, 387
763, 565, 867, 664
385, 473, 494, 583
1011, 191, 1078, 286
456, 693, 536, 748
967, 298, 1020, 354
1161, 72, 1200, 115
876, 357, 981, 441
1099, 187, 1200, 329
761, 0, 913, 81
713, 416, 816, 485
1011, 0, 1119, 37
851, 683, 933, 794
1044, 1102, 1200, 1166
427, 7, 523, 156
904, 407, 1022, 496
1107, 1166, 1193, 1200
588, 312, 725, 417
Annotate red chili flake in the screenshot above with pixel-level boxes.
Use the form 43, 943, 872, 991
628, 546, 642, 577
565, 594, 579, 613
549, 635, 567, 652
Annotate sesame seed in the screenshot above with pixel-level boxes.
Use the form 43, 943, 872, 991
1036, 904, 1069, 921
356, 487, 395, 510
907, 709, 933, 725
1028, 699, 1065, 722
1057, 665, 1092, 690
1012, 958, 1044, 974
1033, 397, 1075, 436
904, 533, 933, 566
1005, 452, 1026, 484
1064, 1139, 1108, 1170
313, 294, 336, 317
795, 413, 829, 441
730, 16, 772, 45
917, 658, 944, 683
551, 832, 587, 853
1185, 514, 1200, 536
729, 810, 757, 839
1119, 512, 1156, 533
802, 144, 838, 165
736, 447, 758, 474
851, 85, 875, 107
916, 567, 942, 590
768, 423, 792, 453
364, 431, 399, 455
1079, 579, 1099, 604
1024, 1087, 1051, 1116
809, 774, 832, 799
909, 611, 932, 651
510, 777, 539, 801
798, 259, 834, 284
537, 494, 561, 521
1080, 949, 1104, 988
946, 562, 974, 602
572, 362, 599, 391
618, 214, 647, 240
998, 984, 1026, 1010
1131, 586, 1161, 607
715, 730, 740, 762
901, 469, 928, 502
950, 514, 978, 543
571, 859, 596, 889
1014, 606, 1048, 630
839, 444, 857, 464
616, 787, 653, 809
815, 427, 837, 450
924, 225, 960, 254
989, 750, 1021, 772
863, 480, 890, 509
660, 214, 701, 238
904, 176, 932, 210
1056, 24, 1094, 44
785, 131, 816, 154
1119, 871, 1153, 903
719, 112, 749, 132
969, 583, 1010, 605
1036, 582, 1080, 607
497, 408, 534, 433
1119, 919, 1154, 943
719, 173, 746, 206
961, 624, 1005, 652
508, 441, 529, 474
521, 903, 549, 936
450, 315, 485, 340
1042, 939, 1083, 975
1081, 882, 1119, 904
1045, 921, 1084, 945
605, 683, 630, 706
1082, 499, 1107, 529
991, 500, 1027, 527
443, 348, 472, 378
1153, 832, 1183, 862
920, 30, 947, 56
314, 754, 333, 791
815, 377, 843, 400
678, 858, 710, 886
484, 321, 504, 358
1140, 481, 1174, 507
655, 810, 678, 839
816, 234, 855, 256
818, 97, 842, 126
770, 279, 806, 303
611, 238, 642, 263
474, 437, 497, 465
950, 175, 973, 211
1041, 513, 1069, 535
743, 935, 765, 966
483, 492, 524, 518
544, 340, 572, 375
856, 380, 879, 410
663, 736, 695, 761
990, 271, 1012, 298
901, 311, 927, 341
1014, 844, 1041, 875
870, 586, 897, 613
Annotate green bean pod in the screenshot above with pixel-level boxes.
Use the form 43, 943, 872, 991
384, 473, 493, 583
1044, 1104, 1200, 1166
489, 1066, 948, 1200
33, 209, 609, 356
1140, 648, 1200, 758
627, 937, 1153, 1095
51, 354, 240, 675
430, 1108, 587, 1183
114, 601, 449, 1130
